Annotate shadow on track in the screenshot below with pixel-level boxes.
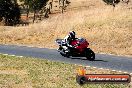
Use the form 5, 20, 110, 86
70, 57, 108, 62
93, 60, 108, 62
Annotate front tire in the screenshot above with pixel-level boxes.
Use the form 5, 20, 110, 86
85, 48, 95, 61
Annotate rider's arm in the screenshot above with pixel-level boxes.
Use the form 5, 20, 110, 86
64, 35, 71, 47
64, 35, 69, 43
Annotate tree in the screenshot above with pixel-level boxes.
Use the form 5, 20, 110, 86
31, 0, 48, 22
103, 0, 120, 7
20, 0, 48, 23
0, 0, 20, 26
19, 0, 32, 18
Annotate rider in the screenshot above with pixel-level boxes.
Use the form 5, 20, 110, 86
63, 31, 76, 48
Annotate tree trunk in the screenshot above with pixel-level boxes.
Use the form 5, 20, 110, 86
33, 10, 36, 23
26, 5, 29, 18
62, 0, 65, 13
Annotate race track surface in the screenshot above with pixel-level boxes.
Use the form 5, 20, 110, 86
0, 44, 132, 73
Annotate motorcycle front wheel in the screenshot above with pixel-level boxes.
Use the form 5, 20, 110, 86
85, 48, 95, 61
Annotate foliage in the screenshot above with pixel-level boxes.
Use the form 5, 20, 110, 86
0, 0, 20, 26
19, 0, 48, 22
20, 0, 48, 12
103, 0, 120, 5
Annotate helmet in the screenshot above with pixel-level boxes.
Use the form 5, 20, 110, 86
69, 31, 75, 38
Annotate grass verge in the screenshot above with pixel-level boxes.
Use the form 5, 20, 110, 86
0, 54, 130, 88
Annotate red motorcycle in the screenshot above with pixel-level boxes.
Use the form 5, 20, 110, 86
56, 38, 95, 61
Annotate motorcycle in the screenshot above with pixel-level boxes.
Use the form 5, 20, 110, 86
55, 38, 95, 61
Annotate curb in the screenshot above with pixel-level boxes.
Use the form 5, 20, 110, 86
75, 64, 132, 75
0, 53, 23, 58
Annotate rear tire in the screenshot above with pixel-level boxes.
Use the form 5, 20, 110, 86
85, 48, 95, 61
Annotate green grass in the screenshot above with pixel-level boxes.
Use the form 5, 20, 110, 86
0, 54, 129, 88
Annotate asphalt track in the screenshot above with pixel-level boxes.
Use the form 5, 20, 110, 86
0, 44, 132, 73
